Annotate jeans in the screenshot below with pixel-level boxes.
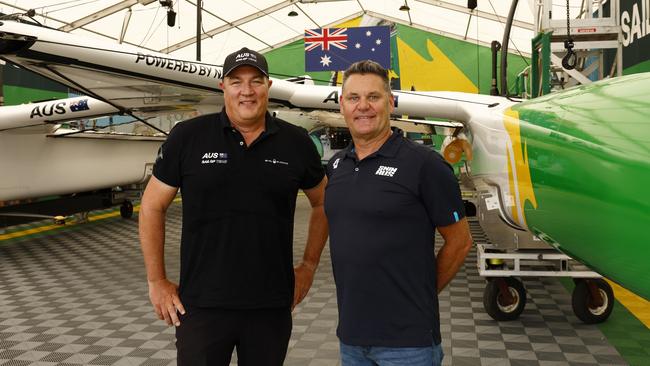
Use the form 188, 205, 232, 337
339, 340, 444, 366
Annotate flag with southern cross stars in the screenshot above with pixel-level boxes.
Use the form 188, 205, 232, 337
304, 26, 390, 72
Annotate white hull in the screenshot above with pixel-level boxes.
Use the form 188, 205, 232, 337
0, 131, 162, 201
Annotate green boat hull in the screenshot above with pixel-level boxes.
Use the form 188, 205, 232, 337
512, 73, 650, 300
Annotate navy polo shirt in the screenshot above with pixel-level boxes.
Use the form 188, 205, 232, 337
153, 108, 324, 309
324, 129, 465, 347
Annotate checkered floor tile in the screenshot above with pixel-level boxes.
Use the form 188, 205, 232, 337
0, 196, 632, 365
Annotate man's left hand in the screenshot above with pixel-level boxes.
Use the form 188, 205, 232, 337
292, 262, 317, 310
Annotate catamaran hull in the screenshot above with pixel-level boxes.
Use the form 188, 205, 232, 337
0, 132, 162, 202
465, 73, 650, 300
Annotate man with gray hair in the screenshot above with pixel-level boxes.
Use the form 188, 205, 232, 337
325, 60, 472, 365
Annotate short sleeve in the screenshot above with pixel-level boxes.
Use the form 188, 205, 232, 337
152, 123, 183, 188
299, 130, 325, 190
419, 151, 465, 228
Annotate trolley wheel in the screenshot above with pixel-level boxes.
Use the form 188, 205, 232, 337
120, 200, 134, 219
572, 278, 614, 324
483, 277, 527, 321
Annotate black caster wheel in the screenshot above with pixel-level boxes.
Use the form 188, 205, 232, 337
572, 278, 614, 324
120, 200, 134, 219
483, 277, 527, 321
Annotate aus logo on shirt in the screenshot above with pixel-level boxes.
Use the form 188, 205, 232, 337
201, 152, 228, 164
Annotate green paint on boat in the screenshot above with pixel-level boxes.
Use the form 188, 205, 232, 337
513, 73, 650, 300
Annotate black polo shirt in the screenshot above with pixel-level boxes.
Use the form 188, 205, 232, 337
153, 108, 324, 309
324, 129, 465, 347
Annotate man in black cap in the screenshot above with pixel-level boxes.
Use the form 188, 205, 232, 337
139, 47, 328, 365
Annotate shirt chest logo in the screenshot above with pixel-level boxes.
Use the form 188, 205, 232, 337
332, 158, 340, 169
264, 158, 289, 166
201, 152, 228, 164
375, 165, 398, 177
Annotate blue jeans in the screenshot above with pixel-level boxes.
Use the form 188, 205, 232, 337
340, 341, 444, 366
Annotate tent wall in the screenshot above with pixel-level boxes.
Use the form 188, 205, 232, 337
2, 65, 68, 106
265, 17, 530, 95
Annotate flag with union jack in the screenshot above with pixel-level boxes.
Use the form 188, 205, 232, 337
304, 26, 390, 72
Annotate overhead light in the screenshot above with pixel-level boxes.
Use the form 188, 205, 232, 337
159, 0, 172, 7
167, 8, 176, 27
399, 2, 410, 11
467, 0, 477, 10
288, 10, 298, 17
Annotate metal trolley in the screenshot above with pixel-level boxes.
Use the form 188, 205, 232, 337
476, 244, 614, 324
466, 185, 615, 324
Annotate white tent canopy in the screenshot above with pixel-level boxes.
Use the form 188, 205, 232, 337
0, 0, 597, 65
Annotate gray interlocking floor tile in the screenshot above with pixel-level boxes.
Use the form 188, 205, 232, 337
0, 198, 631, 366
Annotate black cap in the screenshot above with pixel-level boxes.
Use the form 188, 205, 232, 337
222, 47, 269, 78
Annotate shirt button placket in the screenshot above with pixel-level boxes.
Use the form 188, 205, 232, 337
352, 164, 360, 183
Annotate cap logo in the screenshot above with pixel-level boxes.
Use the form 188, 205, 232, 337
235, 52, 257, 63
223, 47, 268, 78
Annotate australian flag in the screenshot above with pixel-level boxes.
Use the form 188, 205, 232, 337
304, 26, 390, 72
69, 98, 90, 112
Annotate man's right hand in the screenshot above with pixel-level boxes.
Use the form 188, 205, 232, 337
148, 278, 186, 326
